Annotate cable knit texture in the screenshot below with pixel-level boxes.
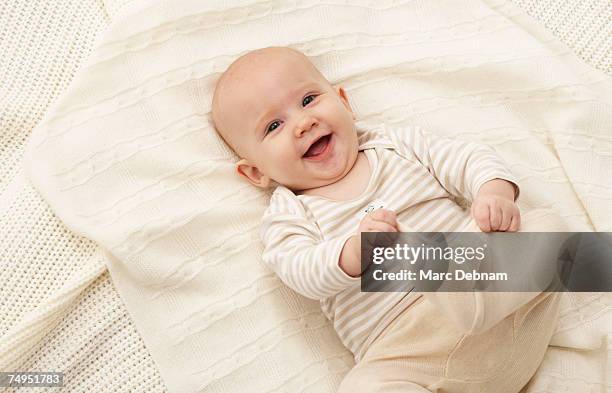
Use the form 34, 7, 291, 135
0, 0, 166, 392
1, 0, 611, 393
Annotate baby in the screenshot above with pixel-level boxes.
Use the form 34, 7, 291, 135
212, 47, 559, 393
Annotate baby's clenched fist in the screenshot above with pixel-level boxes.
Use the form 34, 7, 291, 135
358, 208, 399, 233
339, 208, 400, 277
470, 194, 520, 232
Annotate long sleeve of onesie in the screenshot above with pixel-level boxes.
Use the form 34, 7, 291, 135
386, 125, 520, 202
260, 188, 360, 301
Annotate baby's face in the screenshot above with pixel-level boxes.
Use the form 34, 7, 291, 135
212, 48, 359, 192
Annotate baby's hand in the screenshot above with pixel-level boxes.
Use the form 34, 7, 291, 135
339, 209, 400, 277
470, 194, 520, 232
354, 209, 400, 264
358, 208, 399, 233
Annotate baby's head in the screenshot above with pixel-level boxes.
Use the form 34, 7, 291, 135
212, 47, 359, 192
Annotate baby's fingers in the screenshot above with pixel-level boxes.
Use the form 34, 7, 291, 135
489, 204, 503, 231
369, 209, 398, 227
472, 203, 492, 232
498, 206, 513, 231
508, 212, 521, 232
364, 220, 398, 233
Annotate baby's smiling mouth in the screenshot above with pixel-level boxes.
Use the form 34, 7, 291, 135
303, 134, 332, 159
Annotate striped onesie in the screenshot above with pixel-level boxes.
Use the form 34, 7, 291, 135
260, 121, 520, 361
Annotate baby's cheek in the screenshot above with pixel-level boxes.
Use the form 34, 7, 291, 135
272, 151, 299, 177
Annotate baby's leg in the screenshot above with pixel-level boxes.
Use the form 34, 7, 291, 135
339, 298, 450, 393
423, 208, 567, 335
347, 257, 562, 393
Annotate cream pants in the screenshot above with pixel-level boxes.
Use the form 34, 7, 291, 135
339, 209, 567, 393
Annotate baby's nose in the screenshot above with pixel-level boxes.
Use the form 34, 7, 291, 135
295, 116, 318, 136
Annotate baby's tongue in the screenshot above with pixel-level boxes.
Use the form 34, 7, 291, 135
305, 136, 328, 157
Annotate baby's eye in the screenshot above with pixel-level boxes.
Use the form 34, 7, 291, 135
266, 120, 281, 134
302, 94, 316, 107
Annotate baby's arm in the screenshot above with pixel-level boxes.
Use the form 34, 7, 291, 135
261, 190, 361, 300
388, 125, 521, 232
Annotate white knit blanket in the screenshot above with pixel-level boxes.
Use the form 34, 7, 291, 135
16, 0, 612, 392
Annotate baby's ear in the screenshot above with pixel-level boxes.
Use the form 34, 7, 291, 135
335, 85, 355, 119
236, 159, 272, 188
